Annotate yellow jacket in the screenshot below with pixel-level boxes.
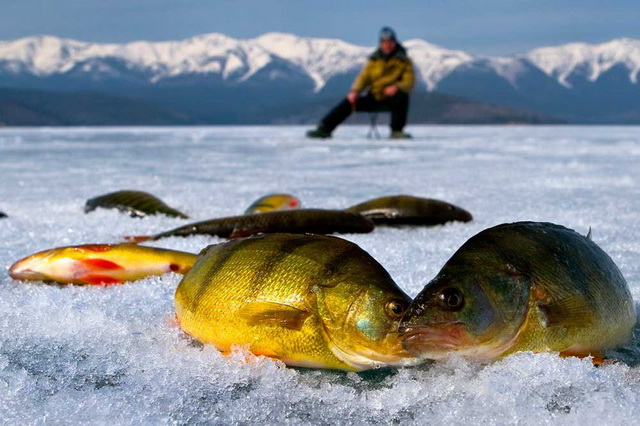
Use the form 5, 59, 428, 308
351, 45, 415, 100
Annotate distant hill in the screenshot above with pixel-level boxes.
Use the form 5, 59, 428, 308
271, 92, 563, 125
0, 87, 562, 126
0, 88, 191, 126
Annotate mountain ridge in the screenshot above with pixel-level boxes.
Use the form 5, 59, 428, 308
2, 32, 639, 90
1, 32, 639, 123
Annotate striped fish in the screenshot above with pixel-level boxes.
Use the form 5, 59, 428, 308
84, 190, 189, 218
175, 233, 421, 371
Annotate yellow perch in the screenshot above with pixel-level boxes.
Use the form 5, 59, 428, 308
175, 233, 420, 371
244, 193, 301, 214
9, 244, 197, 285
399, 222, 636, 362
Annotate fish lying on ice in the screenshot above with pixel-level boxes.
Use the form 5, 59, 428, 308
244, 193, 301, 214
345, 195, 472, 225
9, 244, 197, 285
399, 222, 636, 362
84, 190, 189, 219
175, 233, 420, 371
127, 209, 374, 242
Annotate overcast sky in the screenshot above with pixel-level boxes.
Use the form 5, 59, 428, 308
2, 0, 639, 55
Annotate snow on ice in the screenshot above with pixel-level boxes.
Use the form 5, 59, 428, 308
1, 125, 640, 424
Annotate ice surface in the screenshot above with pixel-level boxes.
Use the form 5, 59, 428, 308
1, 125, 640, 424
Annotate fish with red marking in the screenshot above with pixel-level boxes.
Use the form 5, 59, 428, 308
244, 193, 301, 214
9, 244, 197, 285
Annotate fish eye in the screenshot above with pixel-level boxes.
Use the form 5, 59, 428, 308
438, 288, 464, 311
385, 299, 407, 318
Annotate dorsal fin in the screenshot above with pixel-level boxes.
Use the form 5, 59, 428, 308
586, 227, 592, 240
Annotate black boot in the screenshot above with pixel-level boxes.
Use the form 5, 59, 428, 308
306, 127, 332, 139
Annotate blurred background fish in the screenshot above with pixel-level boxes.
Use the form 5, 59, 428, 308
244, 193, 301, 214
85, 190, 189, 219
345, 195, 473, 225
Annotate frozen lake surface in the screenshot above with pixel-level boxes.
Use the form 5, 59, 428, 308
1, 125, 640, 424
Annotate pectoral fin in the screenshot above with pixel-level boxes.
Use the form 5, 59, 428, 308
238, 302, 311, 331
537, 295, 596, 328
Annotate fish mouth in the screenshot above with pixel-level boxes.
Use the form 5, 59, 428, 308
8, 265, 49, 281
9, 250, 57, 281
456, 209, 473, 222
329, 339, 422, 370
322, 317, 420, 370
399, 322, 468, 359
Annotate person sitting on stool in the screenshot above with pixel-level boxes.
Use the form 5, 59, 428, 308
307, 26, 415, 139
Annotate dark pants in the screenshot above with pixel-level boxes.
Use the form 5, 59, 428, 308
320, 91, 409, 133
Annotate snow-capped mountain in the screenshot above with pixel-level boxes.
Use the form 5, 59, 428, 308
0, 33, 310, 83
402, 39, 473, 90
525, 38, 640, 88
1, 32, 639, 123
255, 32, 368, 92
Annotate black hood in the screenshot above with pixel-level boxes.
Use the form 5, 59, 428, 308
370, 43, 408, 61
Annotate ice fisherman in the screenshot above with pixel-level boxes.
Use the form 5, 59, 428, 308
306, 27, 415, 139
